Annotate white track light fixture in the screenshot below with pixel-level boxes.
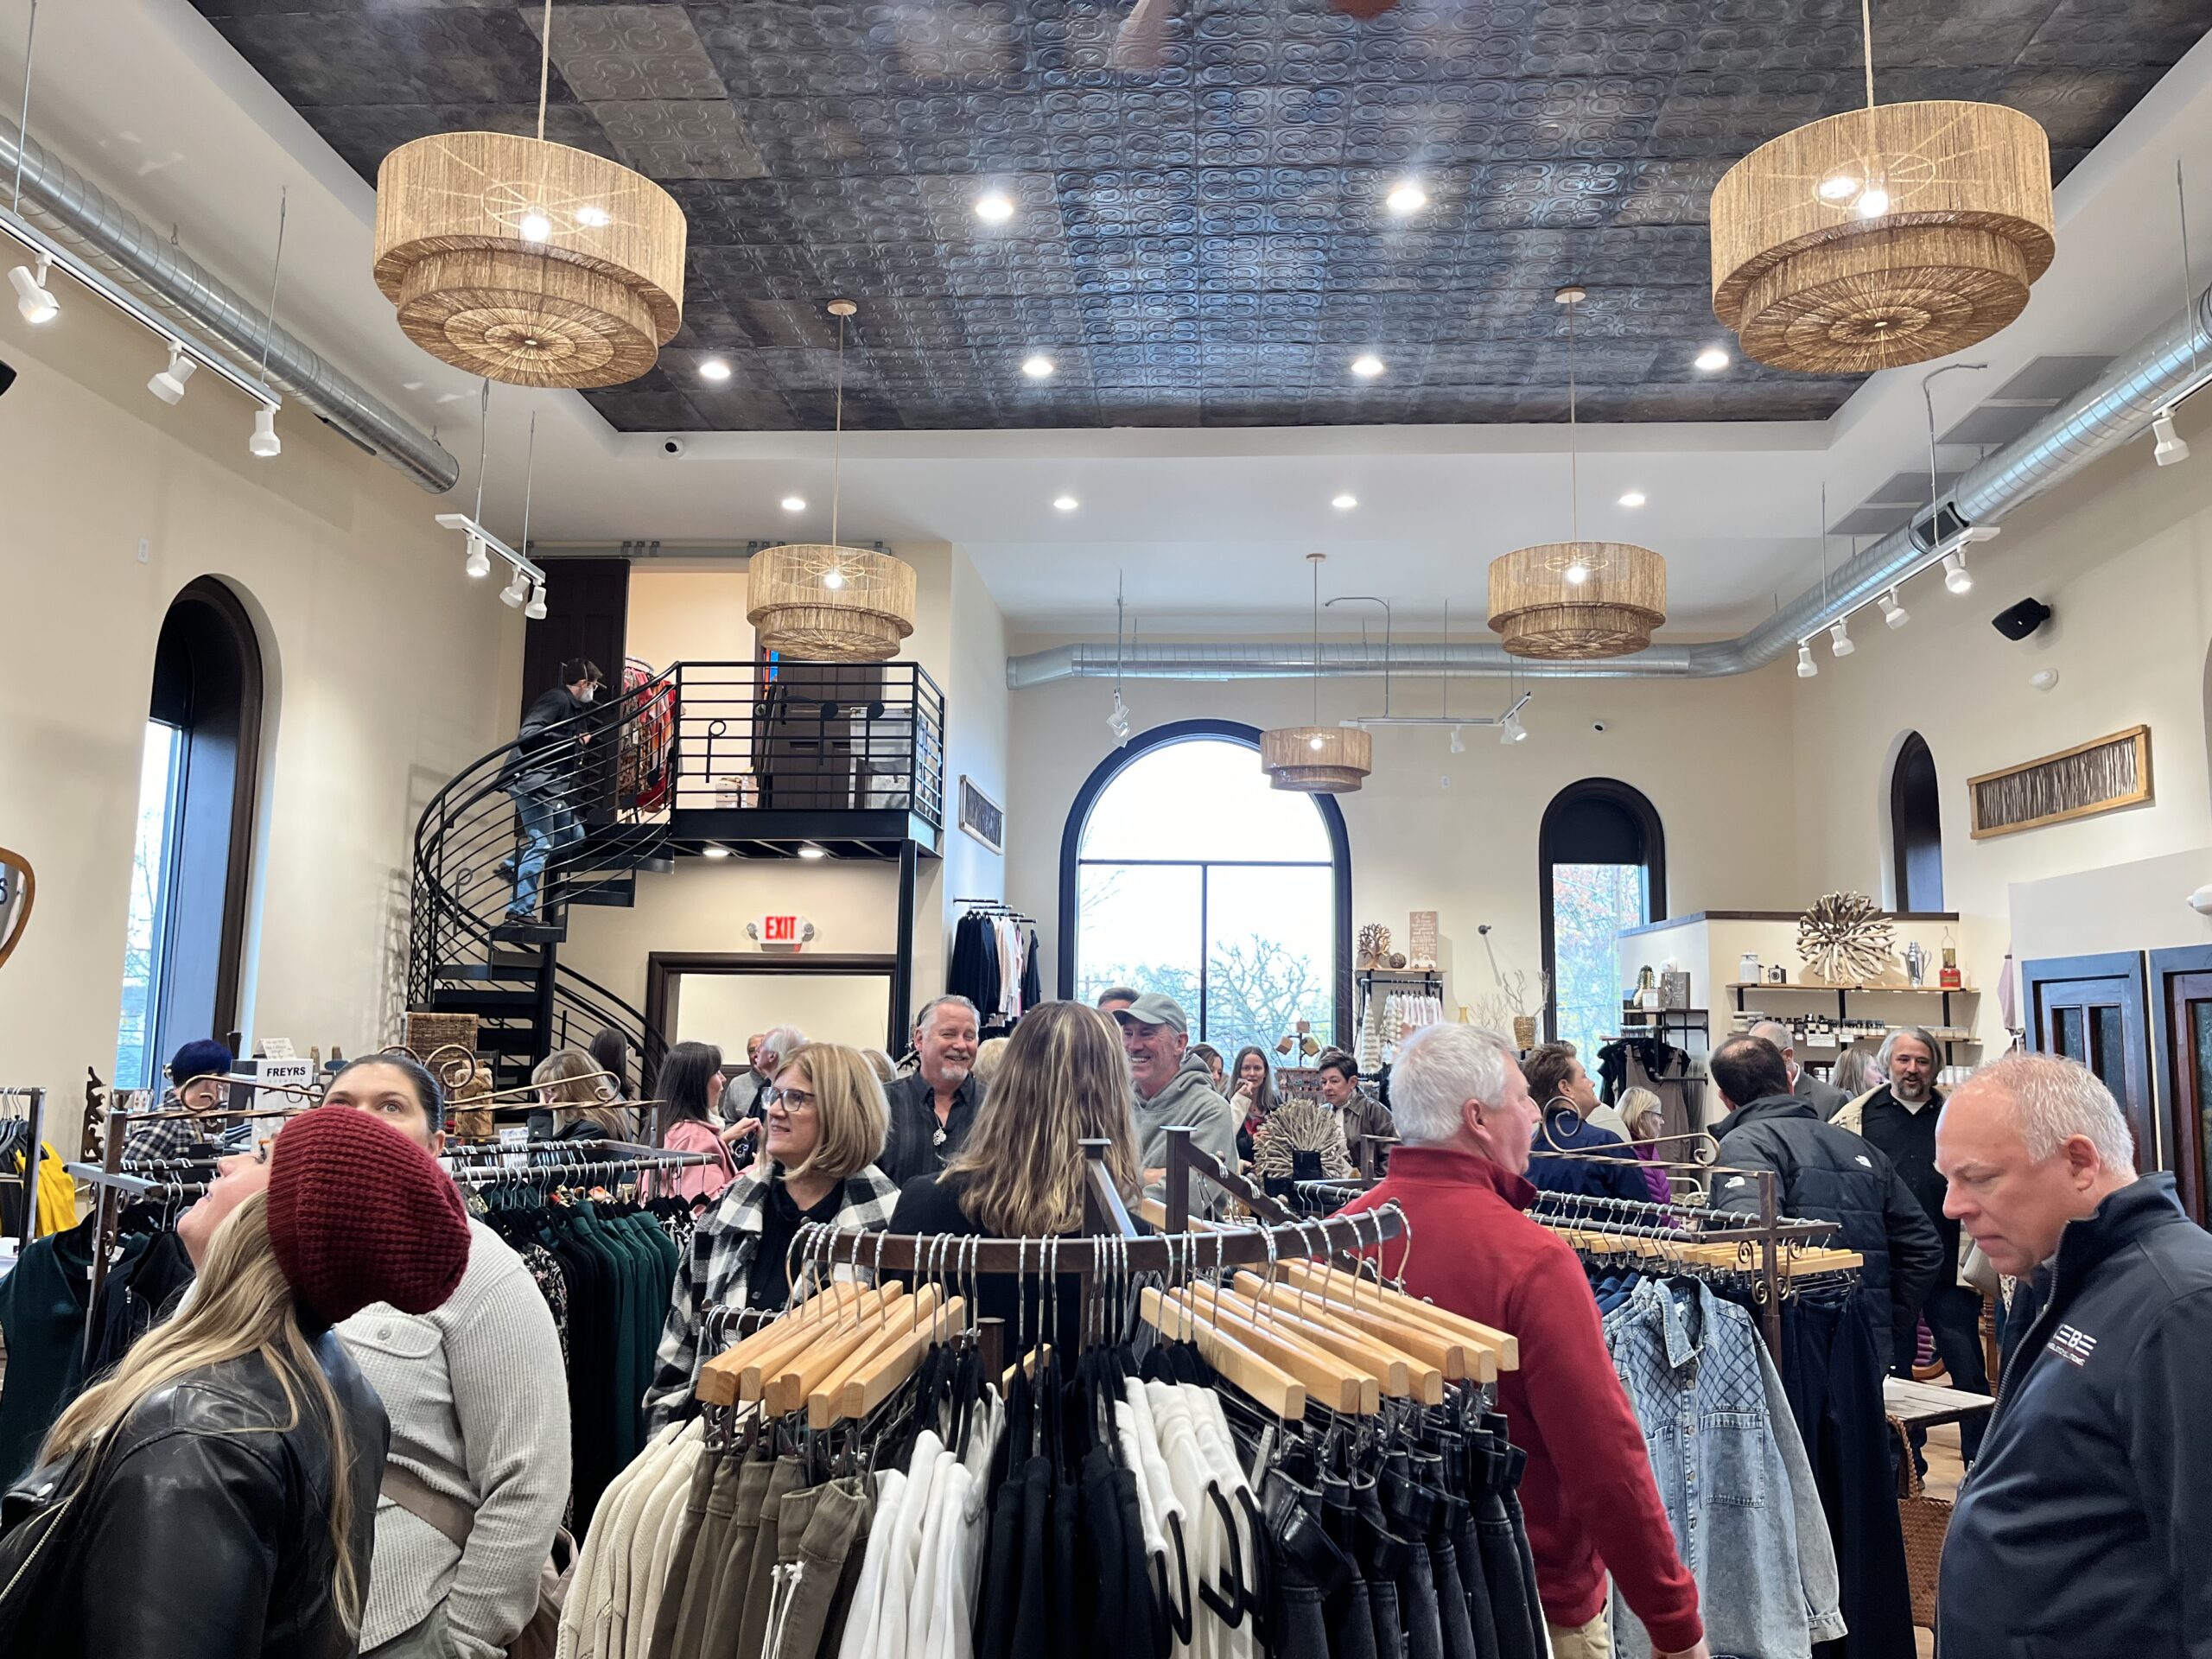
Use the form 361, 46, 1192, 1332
1449, 726, 1465, 754
464, 534, 492, 579
1797, 641, 1818, 678
147, 343, 195, 405
248, 404, 281, 458
1499, 709, 1528, 745
524, 582, 549, 620
10, 254, 56, 324
499, 567, 531, 608
1106, 690, 1131, 745
1943, 552, 1974, 594
2154, 410, 2190, 467
1879, 588, 1909, 629
1828, 620, 1854, 658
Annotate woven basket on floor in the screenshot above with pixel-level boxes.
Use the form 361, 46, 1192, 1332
1891, 1418, 1950, 1628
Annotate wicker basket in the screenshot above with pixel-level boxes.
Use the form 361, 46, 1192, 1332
1891, 1418, 1950, 1629
404, 1011, 480, 1058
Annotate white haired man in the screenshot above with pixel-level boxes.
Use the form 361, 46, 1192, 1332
1337, 1023, 1709, 1659
718, 1023, 804, 1123
1934, 1052, 2209, 1657
879, 995, 982, 1185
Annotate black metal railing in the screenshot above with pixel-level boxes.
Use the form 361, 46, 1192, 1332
671, 659, 945, 826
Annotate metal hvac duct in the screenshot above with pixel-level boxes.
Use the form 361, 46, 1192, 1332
1008, 283, 2212, 688
0, 114, 461, 493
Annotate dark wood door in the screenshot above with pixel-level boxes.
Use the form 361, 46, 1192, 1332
2023, 951, 2153, 1173
2149, 947, 2212, 1223
521, 559, 629, 822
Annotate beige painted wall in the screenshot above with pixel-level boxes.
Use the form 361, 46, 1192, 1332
1003, 660, 1806, 1020
626, 566, 753, 672
671, 970, 896, 1055
0, 281, 519, 1154
1788, 398, 2212, 1027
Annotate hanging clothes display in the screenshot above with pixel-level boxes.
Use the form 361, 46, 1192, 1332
947, 906, 1039, 1035
1601, 1278, 1843, 1659
0, 1212, 95, 1483
1355, 989, 1442, 1069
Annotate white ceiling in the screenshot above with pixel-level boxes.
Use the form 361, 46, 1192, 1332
8, 0, 2212, 637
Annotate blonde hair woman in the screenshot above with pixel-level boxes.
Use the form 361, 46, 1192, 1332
1617, 1084, 1674, 1205
644, 1042, 899, 1429
0, 1108, 472, 1657
888, 1001, 1143, 1351
970, 1034, 1011, 1090
532, 1046, 634, 1141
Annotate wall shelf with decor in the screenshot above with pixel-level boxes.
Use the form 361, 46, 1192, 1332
1726, 982, 1981, 1064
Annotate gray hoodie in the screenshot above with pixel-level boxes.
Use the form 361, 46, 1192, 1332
1133, 1051, 1240, 1217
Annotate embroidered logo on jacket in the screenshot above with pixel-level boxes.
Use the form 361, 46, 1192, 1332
1854, 1154, 1872, 1167
2050, 1324, 2098, 1367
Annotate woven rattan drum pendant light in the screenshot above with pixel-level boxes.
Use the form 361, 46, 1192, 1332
372, 0, 686, 388
1487, 289, 1667, 661
1708, 0, 2052, 374
747, 302, 917, 663
1261, 554, 1372, 793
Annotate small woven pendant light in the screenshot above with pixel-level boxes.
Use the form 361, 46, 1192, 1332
1261, 553, 1372, 793
372, 0, 686, 388
1708, 0, 2052, 374
1487, 289, 1667, 660
747, 302, 917, 663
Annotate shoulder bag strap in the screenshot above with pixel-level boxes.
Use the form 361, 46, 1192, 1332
380, 1462, 474, 1550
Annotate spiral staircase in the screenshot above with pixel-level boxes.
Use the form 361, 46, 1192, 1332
407, 659, 947, 1094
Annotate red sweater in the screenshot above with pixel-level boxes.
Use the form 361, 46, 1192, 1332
1339, 1146, 1703, 1652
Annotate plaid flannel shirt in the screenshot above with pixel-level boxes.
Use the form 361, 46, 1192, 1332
120, 1112, 221, 1167
643, 1164, 900, 1430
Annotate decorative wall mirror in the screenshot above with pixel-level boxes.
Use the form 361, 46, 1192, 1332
0, 847, 34, 969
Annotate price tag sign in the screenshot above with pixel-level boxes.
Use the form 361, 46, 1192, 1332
257, 1037, 297, 1059
499, 1124, 531, 1170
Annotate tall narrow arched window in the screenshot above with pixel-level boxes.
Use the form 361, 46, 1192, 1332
1891, 732, 1944, 912
114, 578, 264, 1087
1541, 779, 1665, 1055
1058, 720, 1352, 1052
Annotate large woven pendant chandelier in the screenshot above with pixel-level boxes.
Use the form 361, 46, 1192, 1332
1708, 0, 2052, 375
748, 302, 917, 663
372, 0, 686, 388
1261, 553, 1372, 793
1488, 289, 1667, 661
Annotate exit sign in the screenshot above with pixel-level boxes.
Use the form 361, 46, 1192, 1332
747, 912, 817, 950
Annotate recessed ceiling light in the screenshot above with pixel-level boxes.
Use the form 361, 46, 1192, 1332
1052, 494, 1079, 512
699, 358, 732, 382
1694, 346, 1732, 372
1021, 354, 1055, 378
1618, 490, 1646, 507
575, 205, 612, 227
780, 494, 806, 512
974, 191, 1014, 224
1385, 180, 1427, 214
703, 845, 731, 859
1332, 493, 1357, 510
798, 844, 828, 860
1351, 354, 1385, 378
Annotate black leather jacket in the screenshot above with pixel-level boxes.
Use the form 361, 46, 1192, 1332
0, 1326, 388, 1659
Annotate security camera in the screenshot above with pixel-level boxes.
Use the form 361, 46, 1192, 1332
1592, 721, 1608, 734
661, 437, 686, 457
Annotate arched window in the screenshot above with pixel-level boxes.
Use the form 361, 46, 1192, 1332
1891, 732, 1944, 912
114, 578, 264, 1086
1540, 779, 1665, 1055
1059, 720, 1351, 1052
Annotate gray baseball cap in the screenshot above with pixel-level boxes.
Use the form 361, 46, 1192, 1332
1111, 992, 1189, 1035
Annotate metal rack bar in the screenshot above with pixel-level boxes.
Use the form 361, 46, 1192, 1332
0, 1086, 47, 1249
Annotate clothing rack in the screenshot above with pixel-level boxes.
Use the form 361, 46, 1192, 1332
951, 897, 1033, 920
1526, 1158, 1851, 1359
441, 1140, 718, 1188
0, 1085, 48, 1249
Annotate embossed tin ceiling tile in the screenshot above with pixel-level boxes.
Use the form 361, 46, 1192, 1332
1646, 69, 1848, 156
582, 388, 719, 429
522, 4, 728, 103
208, 8, 563, 108
593, 99, 767, 180
306, 101, 618, 181
1996, 67, 2149, 146
689, 4, 880, 100
2024, 0, 2204, 69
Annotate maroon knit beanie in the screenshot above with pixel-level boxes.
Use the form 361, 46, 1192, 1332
265, 1107, 472, 1325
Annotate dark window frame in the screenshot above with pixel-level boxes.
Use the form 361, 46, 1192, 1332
1057, 719, 1353, 1050
1538, 778, 1667, 1042
1891, 731, 1945, 912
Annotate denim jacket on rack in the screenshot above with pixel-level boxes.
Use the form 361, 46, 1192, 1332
1603, 1277, 1845, 1659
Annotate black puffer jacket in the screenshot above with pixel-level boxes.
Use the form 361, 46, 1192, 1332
0, 1328, 388, 1659
1711, 1093, 1945, 1371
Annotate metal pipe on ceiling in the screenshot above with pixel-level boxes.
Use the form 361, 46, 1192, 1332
1007, 282, 2212, 688
0, 113, 461, 493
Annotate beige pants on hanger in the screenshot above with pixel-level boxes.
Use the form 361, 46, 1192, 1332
1547, 1608, 1615, 1659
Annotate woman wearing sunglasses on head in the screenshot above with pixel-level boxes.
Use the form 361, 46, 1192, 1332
643, 1043, 899, 1430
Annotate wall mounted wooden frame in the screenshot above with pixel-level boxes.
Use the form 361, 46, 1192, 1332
1967, 725, 2152, 839
0, 848, 33, 969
